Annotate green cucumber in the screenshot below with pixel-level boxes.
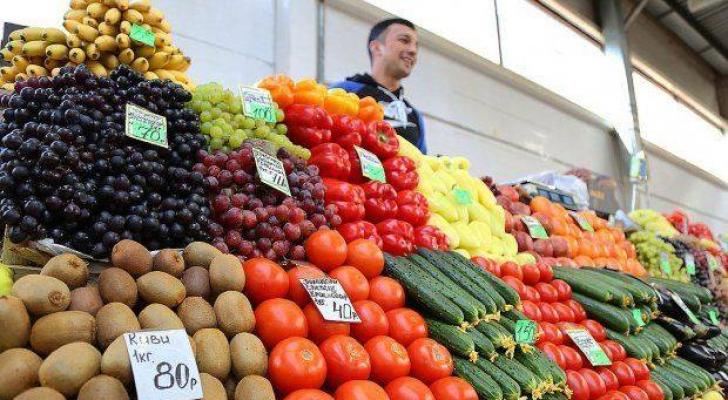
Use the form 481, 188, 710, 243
475, 358, 522, 400
571, 269, 634, 307
493, 354, 541, 394
467, 327, 497, 360
572, 293, 631, 334
553, 267, 614, 303
426, 318, 478, 361
445, 250, 521, 307
584, 267, 657, 304
654, 365, 699, 397
647, 277, 713, 304
669, 357, 714, 389
605, 329, 650, 361
454, 356, 504, 400
650, 372, 679, 400
477, 321, 516, 355
514, 349, 552, 382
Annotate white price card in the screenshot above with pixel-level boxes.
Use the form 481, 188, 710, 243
354, 145, 386, 183
124, 329, 203, 400
565, 328, 611, 366
125, 103, 168, 148
253, 148, 291, 196
300, 278, 362, 323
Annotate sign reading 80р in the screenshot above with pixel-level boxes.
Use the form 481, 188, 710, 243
125, 103, 168, 148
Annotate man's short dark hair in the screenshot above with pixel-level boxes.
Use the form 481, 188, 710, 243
368, 18, 416, 60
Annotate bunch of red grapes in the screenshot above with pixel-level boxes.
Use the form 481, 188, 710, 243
194, 143, 341, 261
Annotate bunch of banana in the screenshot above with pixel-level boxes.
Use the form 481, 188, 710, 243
0, 27, 69, 90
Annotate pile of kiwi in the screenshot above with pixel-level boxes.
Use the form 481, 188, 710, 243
0, 239, 272, 400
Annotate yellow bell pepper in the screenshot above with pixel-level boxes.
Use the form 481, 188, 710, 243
453, 221, 479, 249
469, 221, 492, 249
324, 88, 360, 116
293, 79, 326, 106
426, 192, 459, 222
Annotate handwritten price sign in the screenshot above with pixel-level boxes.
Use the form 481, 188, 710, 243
301, 278, 361, 323
240, 86, 276, 123
125, 103, 168, 148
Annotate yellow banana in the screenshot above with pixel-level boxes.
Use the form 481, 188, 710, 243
143, 71, 158, 80
45, 44, 69, 60
86, 61, 108, 77
101, 53, 119, 69
104, 8, 121, 24
153, 69, 174, 80
119, 20, 131, 35
21, 41, 49, 57
69, 48, 87, 63
2, 83, 16, 91
158, 19, 172, 33
51, 67, 62, 77
19, 27, 44, 42
128, 0, 150, 12
85, 43, 100, 60
63, 20, 81, 33
74, 24, 99, 42
8, 30, 24, 41
0, 66, 18, 81
141, 8, 163, 25
43, 58, 64, 70
131, 57, 149, 72
94, 35, 117, 52
117, 0, 129, 10
86, 3, 109, 19
26, 65, 48, 77
160, 45, 178, 55
118, 48, 134, 64
167, 70, 189, 83
122, 9, 143, 24
65, 9, 86, 21
135, 45, 155, 57
98, 22, 119, 36
14, 73, 28, 82
42, 28, 66, 44
70, 0, 88, 10
0, 49, 13, 62
102, 0, 118, 6
116, 33, 130, 48
28, 56, 44, 65
6, 40, 25, 55
140, 23, 152, 31
165, 54, 189, 71
66, 34, 82, 48
82, 16, 99, 29
147, 51, 169, 69
154, 32, 171, 48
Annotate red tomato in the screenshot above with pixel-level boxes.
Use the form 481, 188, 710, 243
365, 336, 411, 385
351, 300, 389, 343
335, 380, 389, 400
269, 337, 327, 394
255, 298, 308, 349
624, 358, 650, 381
541, 343, 566, 369
288, 265, 327, 307
304, 303, 350, 344
522, 300, 543, 321
551, 279, 572, 300
601, 340, 626, 361
386, 376, 435, 400
306, 229, 348, 272
429, 377, 478, 400
537, 262, 554, 282
610, 361, 636, 386
580, 320, 606, 341
368, 276, 406, 311
596, 367, 620, 392
522, 264, 541, 285
564, 299, 587, 322
407, 338, 454, 384
635, 380, 663, 400
243, 257, 290, 305
559, 345, 583, 370
346, 238, 385, 279
522, 286, 541, 302
567, 370, 591, 400
535, 283, 559, 303
538, 303, 559, 323
283, 389, 335, 400
552, 303, 576, 322
501, 275, 526, 296
536, 323, 547, 345
386, 308, 428, 347
472, 257, 501, 277
319, 335, 371, 388
539, 322, 564, 345
500, 261, 523, 281
620, 386, 649, 400
598, 391, 630, 400
600, 342, 614, 362
578, 368, 607, 399
329, 265, 370, 302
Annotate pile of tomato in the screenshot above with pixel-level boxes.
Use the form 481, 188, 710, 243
473, 257, 664, 400
244, 229, 478, 400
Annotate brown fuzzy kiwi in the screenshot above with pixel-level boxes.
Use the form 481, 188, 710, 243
183, 242, 222, 269
30, 310, 96, 355
13, 387, 66, 400
77, 374, 129, 400
193, 328, 231, 381
11, 274, 70, 316
138, 303, 184, 330
40, 253, 89, 289
98, 267, 138, 307
201, 373, 227, 400
209, 254, 246, 295
213, 291, 255, 337
0, 348, 42, 399
0, 295, 31, 351
234, 375, 275, 400
136, 271, 186, 307
110, 239, 153, 277
39, 342, 101, 397
69, 285, 103, 316
182, 266, 211, 299
101, 335, 133, 386
96, 302, 140, 349
230, 332, 268, 378
177, 296, 217, 335
153, 249, 185, 277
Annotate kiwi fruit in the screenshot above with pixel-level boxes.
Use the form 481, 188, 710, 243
69, 285, 103, 316
111, 239, 153, 277
96, 302, 140, 348
12, 274, 70, 316
138, 303, 184, 330
214, 291, 255, 337
98, 267, 138, 307
182, 266, 211, 299
209, 254, 246, 295
30, 310, 96, 355
201, 373, 227, 400
183, 242, 222, 268
193, 328, 231, 381
0, 348, 42, 399
137, 271, 186, 307
0, 295, 31, 351
153, 249, 185, 277
13, 387, 66, 400
40, 253, 89, 289
77, 374, 129, 400
177, 296, 217, 335
101, 336, 133, 386
230, 332, 268, 378
39, 342, 101, 397
234, 375, 275, 400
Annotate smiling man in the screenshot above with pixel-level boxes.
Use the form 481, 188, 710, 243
331, 18, 426, 154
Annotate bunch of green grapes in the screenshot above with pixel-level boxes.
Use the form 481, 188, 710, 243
186, 82, 310, 159
629, 230, 687, 281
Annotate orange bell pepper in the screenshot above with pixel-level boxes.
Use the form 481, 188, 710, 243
358, 96, 384, 122
324, 88, 360, 116
293, 79, 326, 106
258, 75, 295, 108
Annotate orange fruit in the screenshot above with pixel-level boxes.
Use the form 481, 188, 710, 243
530, 196, 552, 215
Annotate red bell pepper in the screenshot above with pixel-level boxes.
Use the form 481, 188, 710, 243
384, 156, 419, 191
347, 148, 366, 184
363, 120, 399, 160
337, 221, 382, 248
361, 181, 398, 223
323, 178, 365, 223
376, 219, 414, 256
284, 104, 333, 149
331, 115, 365, 150
396, 190, 430, 227
308, 143, 351, 180
414, 225, 449, 251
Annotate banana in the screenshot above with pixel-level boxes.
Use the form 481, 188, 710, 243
69, 48, 86, 63
19, 27, 44, 42
104, 8, 121, 24
167, 70, 189, 83
153, 32, 171, 48
0, 66, 18, 81
8, 30, 24, 41
43, 58, 64, 70
117, 0, 129, 10
28, 56, 44, 65
116, 33, 130, 48
131, 56, 149, 72
0, 49, 13, 62
15, 73, 28, 82
26, 65, 48, 77
66, 34, 82, 48
65, 9, 86, 22
42, 28, 67, 43
86, 3, 109, 19
2, 83, 16, 91
94, 35, 117, 52
101, 53, 119, 69
120, 21, 131, 35
143, 71, 158, 80
51, 67, 62, 77
147, 51, 169, 69
12, 55, 29, 71
160, 45, 178, 54
6, 40, 25, 55
21, 41, 49, 57
141, 9, 163, 25
86, 61, 108, 77
122, 9, 143, 24
158, 19, 172, 33
135, 45, 155, 57
85, 43, 100, 60
45, 44, 69, 60
82, 16, 99, 28
63, 20, 81, 33
98, 21, 118, 36
153, 68, 174, 80
141, 23, 152, 31
74, 24, 99, 42
166, 55, 190, 71
69, 0, 88, 10
128, 0, 150, 12
118, 48, 134, 64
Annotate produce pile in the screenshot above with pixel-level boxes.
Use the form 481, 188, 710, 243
627, 231, 686, 281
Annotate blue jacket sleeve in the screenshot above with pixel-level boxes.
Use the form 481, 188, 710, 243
415, 109, 427, 155
329, 80, 365, 93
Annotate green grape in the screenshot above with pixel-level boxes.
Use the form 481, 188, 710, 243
243, 118, 256, 130
200, 121, 213, 134
222, 112, 232, 122
210, 126, 224, 138
276, 124, 288, 135
210, 91, 223, 103
218, 102, 230, 112
210, 108, 222, 119
229, 134, 245, 148
255, 126, 270, 137
200, 101, 212, 111
255, 119, 267, 128
200, 110, 212, 122
276, 108, 285, 122
210, 137, 225, 150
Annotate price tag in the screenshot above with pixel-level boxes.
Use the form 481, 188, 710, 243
670, 293, 701, 324
252, 148, 291, 196
707, 254, 719, 271
300, 278, 362, 323
521, 216, 548, 239
631, 309, 645, 327
709, 309, 720, 325
125, 103, 168, 148
130, 24, 156, 47
452, 187, 472, 205
354, 145, 386, 183
124, 329, 203, 400
569, 211, 594, 232
240, 86, 276, 123
565, 328, 611, 366
659, 253, 672, 275
684, 253, 696, 275
514, 320, 537, 344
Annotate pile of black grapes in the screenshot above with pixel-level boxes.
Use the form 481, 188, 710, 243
0, 64, 212, 257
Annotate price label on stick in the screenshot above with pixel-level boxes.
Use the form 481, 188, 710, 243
631, 309, 645, 327
707, 254, 719, 271
125, 103, 168, 148
709, 309, 720, 326
684, 253, 696, 275
252, 148, 291, 196
565, 328, 611, 366
300, 278, 362, 323
670, 293, 701, 325
354, 145, 386, 183
130, 23, 155, 47
514, 320, 537, 344
240, 86, 276, 123
452, 187, 472, 205
124, 329, 203, 400
569, 211, 594, 232
521, 216, 548, 239
659, 253, 672, 275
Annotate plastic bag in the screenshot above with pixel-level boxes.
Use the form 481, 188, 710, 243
521, 170, 590, 209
